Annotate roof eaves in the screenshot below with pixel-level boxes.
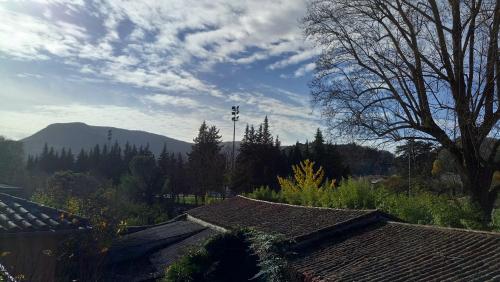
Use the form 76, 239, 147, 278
236, 195, 379, 212
291, 211, 388, 250
186, 214, 228, 233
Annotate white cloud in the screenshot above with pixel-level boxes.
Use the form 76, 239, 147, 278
0, 1, 315, 87
16, 73, 43, 79
0, 1, 323, 144
142, 94, 200, 108
0, 5, 87, 60
294, 62, 316, 77
268, 48, 320, 70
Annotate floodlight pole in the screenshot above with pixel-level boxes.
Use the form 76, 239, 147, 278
231, 106, 239, 172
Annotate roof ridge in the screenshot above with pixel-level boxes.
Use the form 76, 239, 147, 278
292, 211, 386, 247
387, 221, 500, 236
236, 195, 380, 212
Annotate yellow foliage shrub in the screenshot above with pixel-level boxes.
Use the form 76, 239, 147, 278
277, 159, 335, 206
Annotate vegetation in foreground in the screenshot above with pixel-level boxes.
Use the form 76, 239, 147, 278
164, 230, 288, 282
247, 160, 500, 232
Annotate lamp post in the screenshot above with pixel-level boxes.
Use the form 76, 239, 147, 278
231, 106, 239, 172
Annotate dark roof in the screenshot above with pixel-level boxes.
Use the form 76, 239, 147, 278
0, 184, 21, 190
106, 219, 219, 281
0, 184, 23, 197
187, 196, 383, 239
103, 196, 500, 281
291, 221, 500, 281
0, 193, 90, 234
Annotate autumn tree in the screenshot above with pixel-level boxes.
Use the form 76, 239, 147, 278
304, 0, 500, 222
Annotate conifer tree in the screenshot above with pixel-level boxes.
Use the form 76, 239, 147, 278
75, 149, 88, 172
232, 116, 287, 192
188, 121, 225, 202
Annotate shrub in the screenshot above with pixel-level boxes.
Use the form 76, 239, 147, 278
277, 160, 334, 206
246, 186, 282, 202
492, 209, 500, 232
330, 178, 375, 209
164, 249, 210, 282
164, 231, 259, 282
246, 230, 289, 282
248, 169, 493, 231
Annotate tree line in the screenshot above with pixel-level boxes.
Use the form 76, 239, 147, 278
26, 117, 395, 201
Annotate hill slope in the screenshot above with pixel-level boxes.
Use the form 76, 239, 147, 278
21, 122, 193, 157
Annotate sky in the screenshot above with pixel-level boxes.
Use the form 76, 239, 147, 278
0, 0, 323, 144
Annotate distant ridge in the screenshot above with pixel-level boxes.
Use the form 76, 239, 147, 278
21, 122, 194, 157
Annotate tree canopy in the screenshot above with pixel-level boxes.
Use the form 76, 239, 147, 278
304, 0, 500, 222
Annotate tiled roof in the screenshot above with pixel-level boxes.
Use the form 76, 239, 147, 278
291, 221, 500, 281
0, 193, 90, 233
108, 219, 210, 264
187, 196, 383, 239
106, 219, 219, 281
104, 196, 500, 281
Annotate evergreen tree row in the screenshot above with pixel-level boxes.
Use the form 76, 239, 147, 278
27, 118, 354, 198
26, 142, 185, 186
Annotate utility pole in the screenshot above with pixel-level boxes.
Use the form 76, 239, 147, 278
231, 106, 239, 172
408, 139, 412, 197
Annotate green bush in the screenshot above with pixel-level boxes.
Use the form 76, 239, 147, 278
246, 186, 282, 202
329, 178, 375, 209
246, 230, 289, 282
490, 209, 500, 232
164, 231, 259, 282
164, 249, 211, 282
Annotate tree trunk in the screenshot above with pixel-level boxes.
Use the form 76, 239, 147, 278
460, 164, 496, 224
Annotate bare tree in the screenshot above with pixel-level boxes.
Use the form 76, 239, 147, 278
304, 0, 499, 222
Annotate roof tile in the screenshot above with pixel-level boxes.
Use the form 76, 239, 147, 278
290, 221, 500, 281
187, 196, 380, 239
0, 193, 91, 234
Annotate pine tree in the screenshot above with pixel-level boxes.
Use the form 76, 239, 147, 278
158, 143, 170, 174
262, 116, 273, 145
66, 148, 74, 171
290, 141, 303, 166
232, 116, 287, 192
188, 121, 225, 202
75, 149, 88, 172
26, 155, 35, 171
303, 140, 311, 160
39, 143, 50, 173
312, 128, 325, 161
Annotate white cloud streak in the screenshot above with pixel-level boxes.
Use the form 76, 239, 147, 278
0, 0, 321, 144
294, 62, 316, 77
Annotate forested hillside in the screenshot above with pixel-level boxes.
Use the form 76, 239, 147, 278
21, 122, 193, 157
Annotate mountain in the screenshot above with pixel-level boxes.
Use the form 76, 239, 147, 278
21, 122, 241, 158
21, 122, 194, 158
